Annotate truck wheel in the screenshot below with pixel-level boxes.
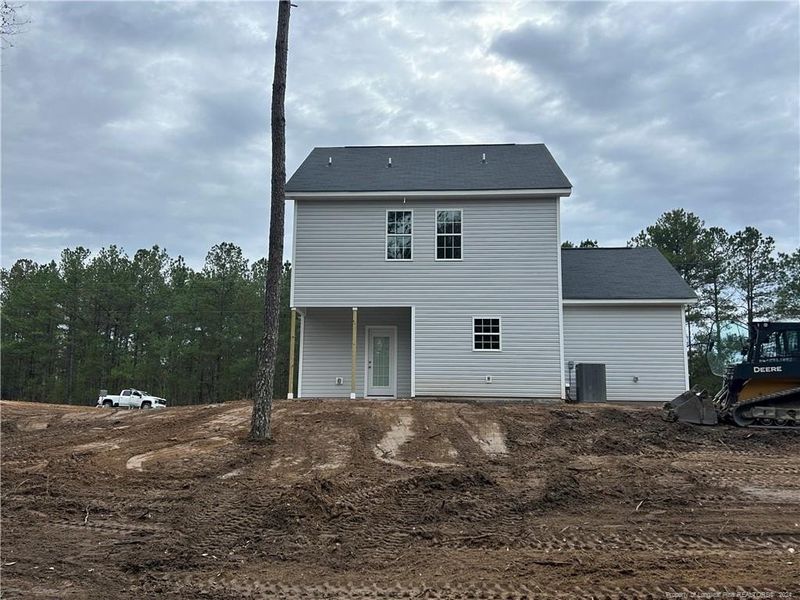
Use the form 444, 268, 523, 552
141, 401, 152, 409
102, 400, 113, 408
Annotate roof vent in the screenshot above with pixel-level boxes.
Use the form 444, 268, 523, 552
327, 156, 332, 166
387, 157, 392, 168
482, 153, 486, 164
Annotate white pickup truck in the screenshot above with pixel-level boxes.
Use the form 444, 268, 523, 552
97, 389, 167, 409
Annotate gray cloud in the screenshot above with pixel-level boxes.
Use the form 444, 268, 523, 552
490, 1, 799, 247
2, 0, 798, 270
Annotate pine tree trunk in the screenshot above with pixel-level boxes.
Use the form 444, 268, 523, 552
251, 0, 291, 441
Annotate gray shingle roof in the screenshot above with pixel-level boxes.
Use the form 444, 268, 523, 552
286, 144, 571, 193
561, 248, 697, 300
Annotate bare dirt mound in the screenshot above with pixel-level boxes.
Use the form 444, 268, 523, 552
2, 399, 799, 599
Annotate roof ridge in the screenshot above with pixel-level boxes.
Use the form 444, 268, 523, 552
326, 143, 542, 149
561, 246, 648, 250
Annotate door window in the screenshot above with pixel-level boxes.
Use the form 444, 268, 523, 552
372, 335, 391, 387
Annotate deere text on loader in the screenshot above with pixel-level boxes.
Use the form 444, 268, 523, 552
665, 321, 800, 428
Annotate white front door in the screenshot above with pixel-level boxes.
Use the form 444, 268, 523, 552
366, 327, 396, 397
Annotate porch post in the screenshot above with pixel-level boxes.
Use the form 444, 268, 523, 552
286, 308, 297, 399
351, 307, 358, 399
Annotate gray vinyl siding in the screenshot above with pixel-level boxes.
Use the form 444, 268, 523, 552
293, 198, 563, 398
300, 307, 411, 398
563, 305, 688, 402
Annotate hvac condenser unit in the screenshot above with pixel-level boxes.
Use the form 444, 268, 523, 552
576, 363, 607, 403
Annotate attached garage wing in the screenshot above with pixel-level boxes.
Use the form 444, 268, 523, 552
563, 304, 689, 403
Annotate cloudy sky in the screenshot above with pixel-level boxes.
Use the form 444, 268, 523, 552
2, 0, 799, 269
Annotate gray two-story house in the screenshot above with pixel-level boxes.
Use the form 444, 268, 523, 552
284, 144, 696, 403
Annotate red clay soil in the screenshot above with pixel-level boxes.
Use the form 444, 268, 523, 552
2, 399, 799, 599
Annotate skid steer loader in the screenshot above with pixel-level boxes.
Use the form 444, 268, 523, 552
665, 321, 800, 429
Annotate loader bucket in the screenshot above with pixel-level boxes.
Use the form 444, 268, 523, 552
663, 389, 718, 425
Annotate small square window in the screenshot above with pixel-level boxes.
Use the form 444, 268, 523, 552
473, 317, 501, 351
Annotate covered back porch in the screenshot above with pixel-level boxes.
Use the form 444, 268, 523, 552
288, 306, 413, 399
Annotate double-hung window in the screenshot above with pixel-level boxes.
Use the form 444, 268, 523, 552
436, 209, 462, 260
473, 317, 501, 351
386, 210, 413, 260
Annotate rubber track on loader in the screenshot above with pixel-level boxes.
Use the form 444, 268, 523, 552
730, 386, 800, 429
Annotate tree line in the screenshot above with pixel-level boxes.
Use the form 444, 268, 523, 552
2, 209, 797, 404
1, 243, 297, 405
625, 209, 798, 390
631, 210, 797, 321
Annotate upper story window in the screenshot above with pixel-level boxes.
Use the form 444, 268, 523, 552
386, 210, 413, 260
436, 209, 462, 260
473, 317, 501, 351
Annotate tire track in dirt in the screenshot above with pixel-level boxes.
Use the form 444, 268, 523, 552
672, 461, 800, 488
158, 575, 795, 600
425, 408, 491, 466
50, 518, 168, 536
438, 531, 800, 552
689, 465, 800, 476
679, 449, 793, 460
5, 399, 800, 598
702, 473, 800, 487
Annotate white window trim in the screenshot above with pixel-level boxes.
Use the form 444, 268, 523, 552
290, 200, 297, 307
410, 306, 416, 398
556, 199, 566, 400
681, 305, 690, 390
472, 316, 502, 352
297, 309, 305, 399
385, 209, 414, 262
434, 208, 463, 262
